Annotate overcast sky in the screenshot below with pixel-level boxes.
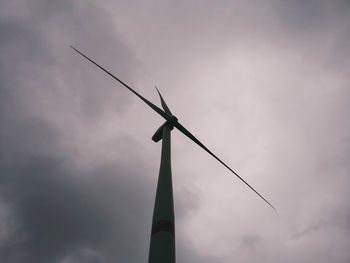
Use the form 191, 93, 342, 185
1, 1, 350, 262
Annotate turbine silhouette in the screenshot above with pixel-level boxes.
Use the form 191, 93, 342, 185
70, 46, 275, 263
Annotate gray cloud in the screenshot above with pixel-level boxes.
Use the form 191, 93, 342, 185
0, 1, 150, 262
1, 1, 350, 263
0, 0, 216, 262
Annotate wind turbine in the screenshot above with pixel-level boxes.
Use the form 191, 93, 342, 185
70, 46, 275, 263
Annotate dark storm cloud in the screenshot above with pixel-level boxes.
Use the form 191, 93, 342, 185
0, 144, 155, 263
0, 1, 214, 262
0, 1, 151, 262
2, 0, 350, 263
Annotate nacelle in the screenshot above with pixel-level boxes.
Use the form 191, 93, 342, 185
152, 116, 177, 143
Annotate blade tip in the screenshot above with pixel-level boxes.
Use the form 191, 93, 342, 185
269, 203, 277, 211
69, 45, 81, 54
155, 86, 161, 94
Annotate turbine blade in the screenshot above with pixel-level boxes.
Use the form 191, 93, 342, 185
174, 121, 276, 210
70, 46, 171, 121
155, 86, 172, 115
